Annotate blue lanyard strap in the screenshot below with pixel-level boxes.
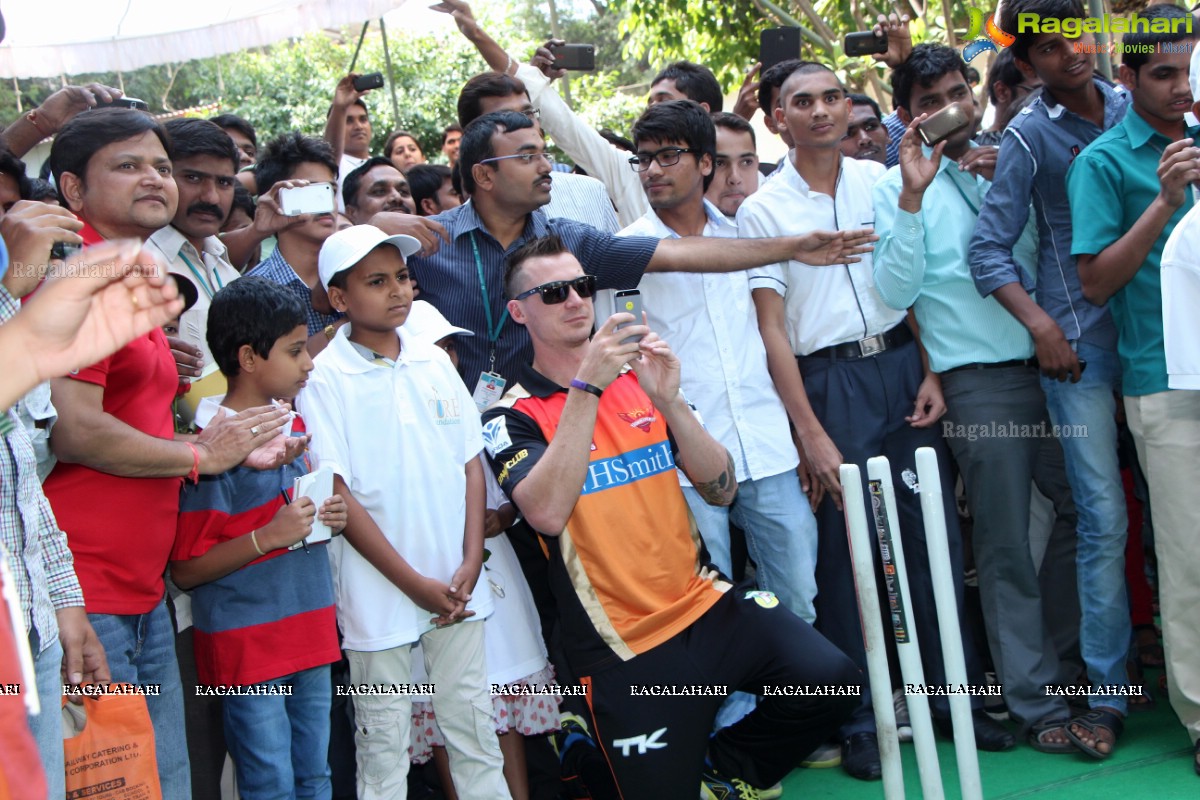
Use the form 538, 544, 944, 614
178, 249, 224, 299
470, 233, 508, 368
944, 167, 981, 217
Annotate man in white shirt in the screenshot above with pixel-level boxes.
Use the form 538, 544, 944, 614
740, 61, 1011, 780
145, 118, 242, 424
441, 0, 724, 228
324, 75, 374, 212
705, 113, 761, 220
620, 100, 816, 624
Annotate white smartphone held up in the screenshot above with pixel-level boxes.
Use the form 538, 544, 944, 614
279, 182, 336, 217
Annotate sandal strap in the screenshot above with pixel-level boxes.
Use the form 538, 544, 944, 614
1074, 708, 1125, 737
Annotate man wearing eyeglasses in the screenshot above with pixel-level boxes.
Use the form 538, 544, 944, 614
408, 109, 876, 406
481, 233, 861, 799
618, 101, 817, 636
457, 71, 619, 233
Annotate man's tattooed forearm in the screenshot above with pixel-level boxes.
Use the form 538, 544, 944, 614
693, 450, 736, 506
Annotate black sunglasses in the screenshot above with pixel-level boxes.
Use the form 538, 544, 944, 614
514, 275, 597, 304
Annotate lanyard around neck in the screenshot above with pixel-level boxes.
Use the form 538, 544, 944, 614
944, 167, 981, 217
178, 249, 224, 299
470, 232, 508, 370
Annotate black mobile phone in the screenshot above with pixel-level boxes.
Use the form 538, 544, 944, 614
352, 72, 385, 91
50, 241, 83, 260
760, 27, 802, 71
614, 289, 644, 345
917, 104, 970, 146
92, 97, 150, 111
844, 30, 889, 56
548, 43, 596, 71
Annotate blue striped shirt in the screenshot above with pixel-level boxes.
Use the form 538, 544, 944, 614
247, 247, 342, 337
411, 201, 658, 385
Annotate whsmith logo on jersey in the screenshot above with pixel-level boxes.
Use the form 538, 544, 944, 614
582, 441, 675, 494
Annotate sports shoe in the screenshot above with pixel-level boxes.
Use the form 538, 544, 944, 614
549, 711, 594, 761
700, 764, 769, 799
757, 783, 783, 799
893, 688, 913, 742
799, 740, 841, 768
551, 712, 619, 799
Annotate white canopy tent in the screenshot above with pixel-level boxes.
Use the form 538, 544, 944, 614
0, 0, 448, 79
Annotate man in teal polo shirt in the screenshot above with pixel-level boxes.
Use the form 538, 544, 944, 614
1067, 3, 1200, 771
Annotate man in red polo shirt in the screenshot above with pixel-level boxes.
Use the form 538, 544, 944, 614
42, 109, 296, 799
482, 234, 860, 800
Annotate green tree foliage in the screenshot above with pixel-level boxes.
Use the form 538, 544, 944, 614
609, 0, 976, 97
3, 0, 657, 162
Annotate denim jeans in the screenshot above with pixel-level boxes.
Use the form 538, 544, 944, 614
682, 470, 818, 623
223, 665, 332, 800
1040, 340, 1130, 712
27, 629, 64, 799
88, 600, 192, 799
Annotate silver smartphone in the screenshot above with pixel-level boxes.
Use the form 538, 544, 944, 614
614, 289, 644, 345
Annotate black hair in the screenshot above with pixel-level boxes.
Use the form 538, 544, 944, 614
0, 148, 31, 200
209, 113, 257, 149
458, 110, 535, 195
710, 111, 757, 148
228, 183, 255, 222
27, 177, 57, 203
631, 100, 718, 191
407, 163, 453, 215
1001, 0, 1087, 62
985, 48, 1025, 104
891, 44, 970, 114
1123, 4, 1197, 71
758, 60, 835, 114
598, 128, 635, 153
169, 274, 200, 315
254, 132, 338, 195
207, 276, 306, 377
325, 97, 369, 119
49, 108, 171, 201
847, 93, 884, 121
441, 123, 463, 145
505, 233, 569, 300
651, 61, 724, 112
384, 130, 423, 161
342, 155, 398, 209
457, 72, 529, 127
163, 118, 239, 173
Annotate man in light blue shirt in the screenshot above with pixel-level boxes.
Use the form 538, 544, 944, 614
874, 43, 1076, 753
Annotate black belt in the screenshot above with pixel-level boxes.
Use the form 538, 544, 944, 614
942, 358, 1037, 375
801, 323, 913, 361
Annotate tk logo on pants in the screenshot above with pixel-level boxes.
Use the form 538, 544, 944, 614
612, 727, 668, 756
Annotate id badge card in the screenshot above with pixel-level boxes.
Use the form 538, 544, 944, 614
473, 371, 506, 411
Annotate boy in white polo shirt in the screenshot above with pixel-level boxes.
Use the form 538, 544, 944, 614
301, 225, 509, 800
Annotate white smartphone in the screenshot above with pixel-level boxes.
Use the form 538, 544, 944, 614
279, 183, 336, 216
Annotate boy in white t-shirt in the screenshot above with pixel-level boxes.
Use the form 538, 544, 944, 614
302, 225, 509, 800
